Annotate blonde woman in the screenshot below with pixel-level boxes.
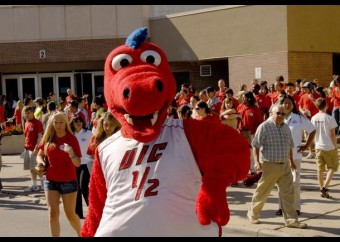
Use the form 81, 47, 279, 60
36, 111, 82, 237
86, 111, 121, 173
8, 100, 24, 128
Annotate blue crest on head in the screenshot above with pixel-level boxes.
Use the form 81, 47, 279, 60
125, 27, 148, 49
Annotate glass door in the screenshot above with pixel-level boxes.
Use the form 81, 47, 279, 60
21, 76, 36, 100
39, 75, 55, 101
57, 74, 73, 102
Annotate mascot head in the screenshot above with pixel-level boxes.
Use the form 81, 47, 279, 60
104, 27, 177, 143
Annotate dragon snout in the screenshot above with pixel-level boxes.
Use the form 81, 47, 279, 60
122, 80, 164, 100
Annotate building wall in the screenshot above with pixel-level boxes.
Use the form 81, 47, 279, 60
150, 5, 288, 61
0, 5, 148, 43
228, 52, 288, 92
288, 52, 333, 87
170, 60, 229, 92
0, 38, 125, 73
287, 5, 340, 52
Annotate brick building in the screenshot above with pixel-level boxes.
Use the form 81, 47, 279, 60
0, 5, 339, 102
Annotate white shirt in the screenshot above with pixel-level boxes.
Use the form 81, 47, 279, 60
95, 118, 218, 237
311, 112, 338, 151
74, 129, 93, 165
285, 112, 315, 159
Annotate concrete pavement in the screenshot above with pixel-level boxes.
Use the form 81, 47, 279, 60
223, 147, 340, 237
0, 147, 339, 237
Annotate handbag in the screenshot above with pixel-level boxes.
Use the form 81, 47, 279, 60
35, 142, 50, 176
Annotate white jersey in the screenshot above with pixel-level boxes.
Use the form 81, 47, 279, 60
95, 118, 218, 237
74, 129, 92, 165
311, 112, 338, 151
285, 112, 315, 159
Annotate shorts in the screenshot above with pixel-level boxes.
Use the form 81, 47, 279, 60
23, 149, 37, 170
315, 148, 339, 172
43, 179, 78, 194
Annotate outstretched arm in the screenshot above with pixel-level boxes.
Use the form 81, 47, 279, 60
183, 118, 250, 227
81, 150, 107, 237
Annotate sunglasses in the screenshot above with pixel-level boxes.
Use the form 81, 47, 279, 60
276, 112, 286, 116
195, 107, 201, 110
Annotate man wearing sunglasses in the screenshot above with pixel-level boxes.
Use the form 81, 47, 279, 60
247, 104, 307, 229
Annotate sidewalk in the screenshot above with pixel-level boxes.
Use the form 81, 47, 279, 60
0, 153, 87, 237
222, 146, 340, 237
0, 147, 339, 237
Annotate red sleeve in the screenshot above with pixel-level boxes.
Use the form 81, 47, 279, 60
183, 118, 250, 185
183, 118, 250, 226
86, 136, 96, 156
81, 149, 107, 237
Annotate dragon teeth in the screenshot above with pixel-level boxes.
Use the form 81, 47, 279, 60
124, 114, 134, 126
151, 112, 158, 126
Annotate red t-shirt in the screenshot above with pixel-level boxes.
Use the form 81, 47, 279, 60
298, 93, 319, 119
332, 87, 340, 108
255, 94, 271, 111
0, 105, 5, 123
237, 104, 263, 135
24, 118, 43, 151
39, 132, 82, 182
215, 90, 227, 102
14, 108, 22, 126
87, 135, 97, 156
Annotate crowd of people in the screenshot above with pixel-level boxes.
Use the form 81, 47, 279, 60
0, 73, 339, 235
168, 75, 339, 228
0, 88, 121, 236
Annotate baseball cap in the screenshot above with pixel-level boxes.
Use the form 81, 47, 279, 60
206, 86, 215, 93
301, 82, 313, 89
33, 97, 43, 102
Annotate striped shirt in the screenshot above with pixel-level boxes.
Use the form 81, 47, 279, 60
251, 117, 293, 163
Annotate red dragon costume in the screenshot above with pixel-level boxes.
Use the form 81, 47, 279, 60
81, 27, 250, 237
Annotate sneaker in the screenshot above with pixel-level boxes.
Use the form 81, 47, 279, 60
306, 152, 315, 159
286, 221, 307, 229
24, 185, 40, 192
247, 214, 261, 224
320, 187, 331, 198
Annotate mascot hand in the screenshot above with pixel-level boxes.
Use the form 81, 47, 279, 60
196, 181, 230, 226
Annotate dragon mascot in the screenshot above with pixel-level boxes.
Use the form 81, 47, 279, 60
81, 27, 250, 237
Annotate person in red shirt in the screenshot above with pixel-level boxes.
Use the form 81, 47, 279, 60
194, 100, 220, 124
298, 81, 320, 159
237, 91, 263, 174
286, 82, 301, 111
298, 82, 319, 120
251, 83, 268, 122
206, 86, 222, 118
267, 81, 283, 106
0, 99, 5, 123
330, 75, 340, 134
36, 111, 82, 237
65, 88, 78, 106
225, 88, 239, 109
8, 100, 24, 128
22, 106, 44, 192
215, 79, 228, 102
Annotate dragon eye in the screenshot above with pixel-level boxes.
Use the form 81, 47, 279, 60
111, 54, 133, 71
140, 50, 161, 66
